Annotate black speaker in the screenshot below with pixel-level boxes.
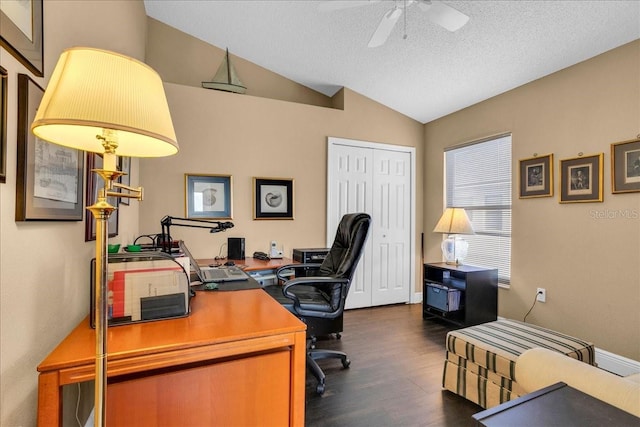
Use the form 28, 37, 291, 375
228, 237, 245, 260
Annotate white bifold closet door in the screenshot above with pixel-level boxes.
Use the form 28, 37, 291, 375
327, 137, 414, 309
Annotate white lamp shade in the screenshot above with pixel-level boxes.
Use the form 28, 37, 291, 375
433, 208, 474, 235
31, 47, 178, 157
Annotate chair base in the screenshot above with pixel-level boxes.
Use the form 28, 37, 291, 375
307, 348, 350, 395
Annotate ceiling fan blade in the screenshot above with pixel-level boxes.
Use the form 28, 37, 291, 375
319, 0, 382, 12
418, 1, 469, 32
368, 7, 403, 48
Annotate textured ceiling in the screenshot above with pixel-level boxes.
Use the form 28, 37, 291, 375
144, 0, 640, 124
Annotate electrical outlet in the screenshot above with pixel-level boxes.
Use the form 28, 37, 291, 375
536, 287, 546, 303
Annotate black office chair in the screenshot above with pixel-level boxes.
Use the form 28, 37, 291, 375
264, 212, 371, 395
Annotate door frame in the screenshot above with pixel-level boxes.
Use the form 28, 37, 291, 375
326, 137, 419, 305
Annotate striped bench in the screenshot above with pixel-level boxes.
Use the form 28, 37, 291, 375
442, 319, 595, 409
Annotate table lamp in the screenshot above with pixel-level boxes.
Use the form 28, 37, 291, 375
31, 47, 179, 427
433, 207, 474, 265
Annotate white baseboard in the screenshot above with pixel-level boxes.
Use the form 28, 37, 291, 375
411, 291, 423, 304
596, 348, 640, 376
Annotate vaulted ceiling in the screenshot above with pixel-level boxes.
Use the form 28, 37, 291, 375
144, 1, 640, 123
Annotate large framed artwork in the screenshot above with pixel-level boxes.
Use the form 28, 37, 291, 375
611, 138, 640, 194
0, 0, 44, 76
559, 153, 604, 203
185, 173, 233, 219
85, 153, 119, 240
0, 66, 6, 184
519, 154, 553, 199
15, 74, 84, 221
253, 177, 294, 220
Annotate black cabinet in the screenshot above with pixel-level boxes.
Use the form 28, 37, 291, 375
423, 262, 498, 327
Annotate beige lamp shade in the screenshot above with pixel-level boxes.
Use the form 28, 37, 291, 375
433, 207, 474, 235
31, 47, 178, 157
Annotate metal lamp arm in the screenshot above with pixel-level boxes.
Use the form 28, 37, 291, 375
160, 215, 234, 253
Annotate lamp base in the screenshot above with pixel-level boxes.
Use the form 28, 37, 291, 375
441, 237, 469, 266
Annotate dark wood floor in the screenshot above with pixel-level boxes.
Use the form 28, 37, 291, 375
304, 303, 483, 427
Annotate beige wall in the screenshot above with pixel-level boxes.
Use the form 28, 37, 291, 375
424, 40, 640, 360
138, 84, 424, 276
145, 18, 335, 109
0, 2, 147, 426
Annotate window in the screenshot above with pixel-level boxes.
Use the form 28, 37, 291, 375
444, 134, 512, 284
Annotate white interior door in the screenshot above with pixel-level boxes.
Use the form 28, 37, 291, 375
371, 149, 412, 306
327, 143, 373, 309
327, 137, 415, 309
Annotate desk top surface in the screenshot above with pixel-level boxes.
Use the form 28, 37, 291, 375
38, 289, 305, 373
198, 257, 296, 271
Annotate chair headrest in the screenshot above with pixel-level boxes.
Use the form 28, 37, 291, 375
319, 213, 371, 279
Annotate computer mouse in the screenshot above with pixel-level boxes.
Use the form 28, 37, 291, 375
224, 261, 235, 266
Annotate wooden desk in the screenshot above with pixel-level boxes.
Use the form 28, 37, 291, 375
37, 289, 306, 426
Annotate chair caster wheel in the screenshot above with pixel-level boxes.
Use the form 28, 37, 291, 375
316, 383, 325, 395
342, 358, 351, 368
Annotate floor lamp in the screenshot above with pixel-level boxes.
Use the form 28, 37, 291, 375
433, 207, 474, 265
31, 47, 179, 427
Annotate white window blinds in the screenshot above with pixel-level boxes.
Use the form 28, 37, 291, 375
444, 134, 512, 283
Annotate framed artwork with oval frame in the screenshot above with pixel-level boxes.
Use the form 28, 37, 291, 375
611, 138, 640, 194
253, 177, 294, 220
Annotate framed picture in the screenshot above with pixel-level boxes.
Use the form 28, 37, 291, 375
519, 154, 553, 198
0, 0, 44, 76
185, 174, 232, 219
118, 156, 131, 205
0, 66, 6, 183
85, 153, 119, 241
253, 177, 294, 220
559, 153, 604, 203
611, 138, 640, 194
15, 74, 84, 221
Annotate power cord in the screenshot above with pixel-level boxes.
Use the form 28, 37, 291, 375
213, 242, 227, 260
523, 290, 544, 323
75, 383, 82, 427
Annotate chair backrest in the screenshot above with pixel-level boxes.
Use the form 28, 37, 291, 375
312, 213, 370, 312
318, 213, 371, 280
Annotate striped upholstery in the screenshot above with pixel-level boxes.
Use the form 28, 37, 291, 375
442, 319, 595, 409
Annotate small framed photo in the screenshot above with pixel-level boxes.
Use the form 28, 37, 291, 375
15, 74, 84, 221
519, 154, 553, 198
559, 153, 604, 203
185, 174, 232, 219
253, 177, 294, 220
0, 0, 44, 77
611, 138, 640, 194
85, 153, 119, 241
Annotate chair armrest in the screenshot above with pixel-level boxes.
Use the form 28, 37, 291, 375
275, 263, 321, 281
282, 276, 349, 319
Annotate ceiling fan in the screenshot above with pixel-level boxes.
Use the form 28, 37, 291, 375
321, 0, 470, 48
